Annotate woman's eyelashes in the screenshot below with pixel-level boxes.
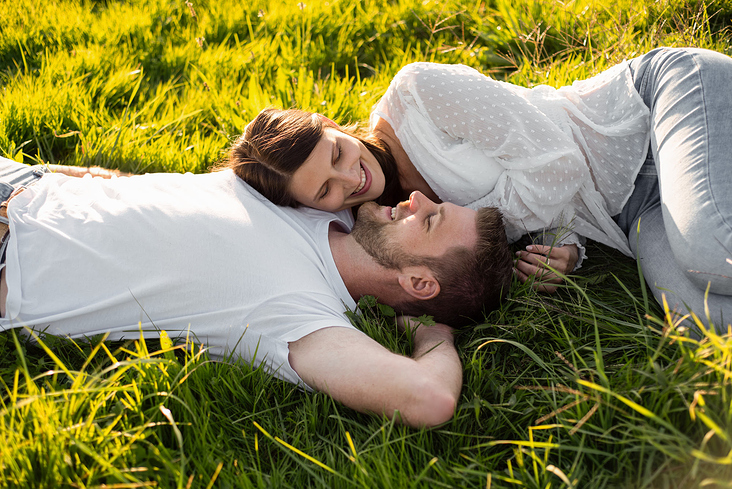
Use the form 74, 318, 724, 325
320, 183, 330, 200
333, 142, 341, 165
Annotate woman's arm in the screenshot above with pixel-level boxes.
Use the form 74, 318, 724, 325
46, 164, 132, 179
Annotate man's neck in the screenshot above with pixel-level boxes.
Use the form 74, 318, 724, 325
328, 223, 405, 303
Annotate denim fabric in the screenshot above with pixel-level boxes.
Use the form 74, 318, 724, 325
0, 156, 48, 200
615, 48, 732, 333
0, 157, 49, 269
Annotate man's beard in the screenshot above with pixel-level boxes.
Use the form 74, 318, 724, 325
350, 202, 410, 270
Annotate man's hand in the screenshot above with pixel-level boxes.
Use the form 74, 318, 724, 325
288, 319, 462, 428
514, 244, 578, 293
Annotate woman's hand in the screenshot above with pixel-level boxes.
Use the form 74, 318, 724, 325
514, 244, 578, 293
47, 164, 132, 179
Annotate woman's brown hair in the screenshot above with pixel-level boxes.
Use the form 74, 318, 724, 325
227, 108, 403, 207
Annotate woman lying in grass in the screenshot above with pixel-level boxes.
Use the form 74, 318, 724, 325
228, 47, 732, 333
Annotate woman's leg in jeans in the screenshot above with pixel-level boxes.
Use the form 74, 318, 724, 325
626, 48, 732, 332
628, 203, 732, 333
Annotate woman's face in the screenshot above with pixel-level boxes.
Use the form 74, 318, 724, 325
289, 128, 386, 212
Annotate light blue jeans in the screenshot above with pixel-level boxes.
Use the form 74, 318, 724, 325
0, 156, 48, 200
614, 48, 732, 334
0, 157, 49, 270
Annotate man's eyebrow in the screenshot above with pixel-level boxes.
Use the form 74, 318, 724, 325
433, 206, 446, 230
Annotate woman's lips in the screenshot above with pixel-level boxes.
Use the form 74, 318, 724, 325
350, 162, 372, 197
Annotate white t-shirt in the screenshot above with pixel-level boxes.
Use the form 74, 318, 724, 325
0, 170, 358, 386
371, 62, 651, 256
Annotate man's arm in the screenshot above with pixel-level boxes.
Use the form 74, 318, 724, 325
288, 321, 461, 428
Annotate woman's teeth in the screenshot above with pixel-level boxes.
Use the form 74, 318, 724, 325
391, 207, 397, 220
352, 166, 366, 195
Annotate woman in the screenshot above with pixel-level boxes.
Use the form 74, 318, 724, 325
229, 47, 732, 333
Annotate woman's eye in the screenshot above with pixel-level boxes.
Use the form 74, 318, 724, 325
321, 185, 330, 199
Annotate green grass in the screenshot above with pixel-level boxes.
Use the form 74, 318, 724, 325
1, 0, 732, 487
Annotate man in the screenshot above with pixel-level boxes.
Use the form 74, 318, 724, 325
0, 158, 512, 427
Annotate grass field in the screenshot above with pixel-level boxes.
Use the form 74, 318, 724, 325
2, 0, 732, 487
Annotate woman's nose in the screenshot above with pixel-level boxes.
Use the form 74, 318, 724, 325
336, 161, 361, 188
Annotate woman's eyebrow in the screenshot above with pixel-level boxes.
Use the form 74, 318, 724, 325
314, 140, 337, 201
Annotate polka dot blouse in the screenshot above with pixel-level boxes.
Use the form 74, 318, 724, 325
370, 62, 650, 257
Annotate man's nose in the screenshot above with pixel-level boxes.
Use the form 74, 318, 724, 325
408, 191, 429, 212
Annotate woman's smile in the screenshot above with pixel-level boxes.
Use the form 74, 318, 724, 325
351, 163, 371, 197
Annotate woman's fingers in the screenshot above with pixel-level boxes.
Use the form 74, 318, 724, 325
514, 264, 560, 293
514, 248, 569, 294
515, 250, 554, 270
518, 245, 576, 274
516, 250, 546, 265
515, 257, 562, 283
525, 244, 554, 255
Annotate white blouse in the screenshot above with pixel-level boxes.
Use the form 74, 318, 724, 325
370, 62, 651, 258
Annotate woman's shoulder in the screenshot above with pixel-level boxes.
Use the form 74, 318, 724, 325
391, 62, 486, 87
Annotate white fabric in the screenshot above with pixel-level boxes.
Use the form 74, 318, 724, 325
0, 170, 357, 387
370, 62, 651, 257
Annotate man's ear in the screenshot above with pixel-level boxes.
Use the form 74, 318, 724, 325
397, 266, 440, 301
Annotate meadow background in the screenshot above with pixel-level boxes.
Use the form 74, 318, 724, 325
1, 0, 732, 487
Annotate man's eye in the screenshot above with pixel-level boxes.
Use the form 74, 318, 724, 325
336, 143, 341, 161
426, 214, 434, 230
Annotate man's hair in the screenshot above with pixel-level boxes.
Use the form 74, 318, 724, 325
226, 108, 403, 206
395, 207, 512, 327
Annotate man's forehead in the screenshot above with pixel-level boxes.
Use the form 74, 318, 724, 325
438, 203, 478, 245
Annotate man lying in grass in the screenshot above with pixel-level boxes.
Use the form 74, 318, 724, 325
0, 157, 512, 427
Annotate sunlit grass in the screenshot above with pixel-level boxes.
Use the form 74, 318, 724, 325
1, 0, 732, 487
